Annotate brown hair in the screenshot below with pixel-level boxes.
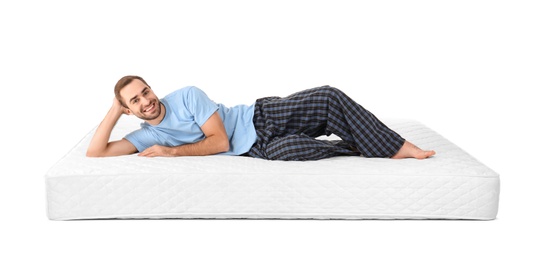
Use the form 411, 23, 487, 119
114, 75, 151, 107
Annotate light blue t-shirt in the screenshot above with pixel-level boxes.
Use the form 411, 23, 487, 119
124, 86, 257, 155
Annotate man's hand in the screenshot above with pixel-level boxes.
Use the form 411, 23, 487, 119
112, 97, 129, 115
138, 145, 174, 157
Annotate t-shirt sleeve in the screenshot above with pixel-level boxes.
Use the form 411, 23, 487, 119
185, 86, 219, 127
124, 128, 155, 153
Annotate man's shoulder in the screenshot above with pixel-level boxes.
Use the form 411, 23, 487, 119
162, 86, 201, 101
163, 86, 191, 98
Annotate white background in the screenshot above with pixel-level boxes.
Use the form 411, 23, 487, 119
1, 0, 535, 259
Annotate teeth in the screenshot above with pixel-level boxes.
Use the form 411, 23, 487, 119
144, 103, 154, 112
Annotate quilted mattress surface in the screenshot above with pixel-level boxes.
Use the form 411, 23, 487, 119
45, 116, 500, 220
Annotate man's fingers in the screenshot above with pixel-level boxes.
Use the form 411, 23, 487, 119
138, 148, 153, 157
138, 146, 163, 157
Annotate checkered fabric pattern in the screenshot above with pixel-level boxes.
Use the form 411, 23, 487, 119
246, 86, 405, 161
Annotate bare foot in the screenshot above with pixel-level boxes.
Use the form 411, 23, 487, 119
391, 141, 436, 159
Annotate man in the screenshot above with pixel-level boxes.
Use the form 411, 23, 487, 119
87, 75, 436, 160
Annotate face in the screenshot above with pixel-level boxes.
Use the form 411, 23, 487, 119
120, 79, 163, 123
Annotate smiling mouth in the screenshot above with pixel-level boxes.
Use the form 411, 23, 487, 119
143, 102, 156, 113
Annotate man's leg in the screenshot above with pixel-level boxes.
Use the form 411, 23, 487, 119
249, 85, 434, 160
320, 86, 407, 157
262, 135, 357, 161
320, 86, 435, 159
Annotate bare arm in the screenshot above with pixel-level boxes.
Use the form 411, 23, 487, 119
86, 98, 138, 157
138, 112, 230, 157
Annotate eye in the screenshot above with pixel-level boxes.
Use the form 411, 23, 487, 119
133, 99, 138, 104
143, 90, 149, 96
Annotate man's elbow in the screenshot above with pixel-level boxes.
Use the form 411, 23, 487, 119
221, 140, 230, 153
219, 139, 230, 153
86, 150, 101, 157
86, 149, 108, 157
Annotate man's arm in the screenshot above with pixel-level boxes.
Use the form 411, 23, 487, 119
138, 112, 229, 157
86, 98, 138, 157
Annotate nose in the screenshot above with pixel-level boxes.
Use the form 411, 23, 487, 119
140, 96, 151, 106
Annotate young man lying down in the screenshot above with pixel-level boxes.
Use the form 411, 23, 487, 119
87, 75, 435, 161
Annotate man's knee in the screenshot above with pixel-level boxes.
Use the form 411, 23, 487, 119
317, 85, 350, 104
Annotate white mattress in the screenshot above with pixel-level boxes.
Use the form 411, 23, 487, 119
45, 116, 500, 220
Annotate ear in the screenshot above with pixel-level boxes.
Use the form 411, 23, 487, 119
125, 108, 133, 115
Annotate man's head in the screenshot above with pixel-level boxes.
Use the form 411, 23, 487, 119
114, 75, 163, 122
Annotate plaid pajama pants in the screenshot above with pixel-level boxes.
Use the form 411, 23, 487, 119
246, 85, 405, 161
